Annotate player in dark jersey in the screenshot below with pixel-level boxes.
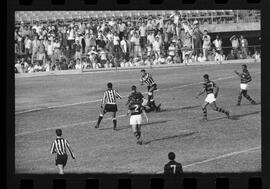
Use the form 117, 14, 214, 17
234, 64, 256, 106
140, 69, 161, 112
94, 82, 122, 130
50, 129, 75, 174
127, 85, 148, 145
196, 74, 230, 121
164, 152, 183, 174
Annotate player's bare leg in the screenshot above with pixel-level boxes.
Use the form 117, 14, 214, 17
57, 165, 64, 175
236, 90, 243, 106
201, 102, 208, 121
94, 109, 106, 128
209, 101, 230, 118
112, 112, 117, 130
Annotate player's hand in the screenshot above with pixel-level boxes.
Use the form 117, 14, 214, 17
72, 156, 75, 160
214, 93, 218, 98
234, 70, 238, 74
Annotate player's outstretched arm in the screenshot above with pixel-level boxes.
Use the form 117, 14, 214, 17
66, 140, 75, 159
214, 85, 219, 98
234, 70, 241, 77
196, 88, 205, 98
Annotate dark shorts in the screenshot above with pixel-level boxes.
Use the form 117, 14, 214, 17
55, 154, 68, 167
147, 83, 157, 92
104, 104, 118, 113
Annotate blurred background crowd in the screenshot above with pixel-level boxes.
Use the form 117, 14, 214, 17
14, 10, 261, 73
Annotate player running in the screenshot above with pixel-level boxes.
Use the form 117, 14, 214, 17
94, 82, 122, 130
234, 64, 256, 106
196, 74, 230, 121
140, 69, 161, 112
50, 129, 75, 174
127, 85, 148, 145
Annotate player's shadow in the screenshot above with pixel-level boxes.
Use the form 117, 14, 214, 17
143, 131, 196, 145
99, 120, 171, 131
162, 105, 201, 112
207, 110, 261, 121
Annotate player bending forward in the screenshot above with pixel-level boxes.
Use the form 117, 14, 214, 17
196, 74, 230, 121
234, 64, 256, 106
50, 129, 75, 174
94, 82, 122, 130
140, 69, 161, 112
127, 85, 149, 145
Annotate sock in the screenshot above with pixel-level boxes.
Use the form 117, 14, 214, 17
202, 107, 207, 118
151, 100, 157, 109
216, 107, 227, 114
113, 119, 117, 128
134, 132, 139, 140
243, 90, 256, 103
97, 115, 103, 126
237, 92, 242, 105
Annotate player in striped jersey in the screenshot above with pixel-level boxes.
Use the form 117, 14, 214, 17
127, 85, 149, 145
234, 64, 256, 106
196, 74, 230, 121
94, 82, 122, 130
50, 129, 75, 174
140, 69, 161, 112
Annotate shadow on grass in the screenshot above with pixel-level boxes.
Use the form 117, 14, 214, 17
161, 105, 201, 113
98, 120, 171, 131
207, 110, 261, 122
143, 131, 196, 145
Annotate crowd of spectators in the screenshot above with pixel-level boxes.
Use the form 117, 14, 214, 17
14, 11, 261, 73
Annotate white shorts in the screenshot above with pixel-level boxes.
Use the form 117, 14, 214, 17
205, 93, 216, 104
130, 114, 142, 125
240, 83, 249, 90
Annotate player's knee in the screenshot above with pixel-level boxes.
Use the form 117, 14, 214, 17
148, 92, 153, 96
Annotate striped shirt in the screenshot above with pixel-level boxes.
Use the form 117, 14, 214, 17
240, 70, 252, 84
203, 81, 216, 94
50, 137, 75, 158
141, 73, 155, 86
102, 89, 122, 105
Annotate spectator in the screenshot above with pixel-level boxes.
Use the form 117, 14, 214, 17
73, 40, 82, 61
202, 30, 211, 61
198, 53, 206, 62
230, 35, 240, 59
252, 50, 260, 62
226, 49, 236, 60
212, 34, 222, 55
192, 20, 203, 61
240, 35, 248, 59
164, 152, 183, 174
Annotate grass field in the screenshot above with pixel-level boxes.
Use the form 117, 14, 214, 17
15, 63, 261, 174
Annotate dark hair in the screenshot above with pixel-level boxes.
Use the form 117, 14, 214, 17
141, 69, 146, 72
203, 74, 209, 79
168, 152, 175, 160
131, 85, 136, 91
242, 64, 247, 69
55, 129, 62, 136
107, 82, 113, 89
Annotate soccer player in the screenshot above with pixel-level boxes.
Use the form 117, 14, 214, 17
50, 129, 75, 174
196, 74, 230, 121
164, 152, 183, 174
127, 85, 148, 145
94, 82, 122, 130
234, 64, 256, 106
140, 69, 161, 112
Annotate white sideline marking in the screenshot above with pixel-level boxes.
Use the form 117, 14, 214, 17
156, 146, 261, 173
15, 72, 260, 115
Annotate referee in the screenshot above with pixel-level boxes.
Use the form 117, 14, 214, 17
50, 129, 75, 174
94, 82, 122, 130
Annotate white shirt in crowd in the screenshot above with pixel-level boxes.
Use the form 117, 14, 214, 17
120, 39, 127, 53
203, 35, 211, 49
168, 45, 176, 56
213, 39, 222, 50
153, 40, 161, 51
119, 23, 126, 32
139, 25, 147, 37
113, 35, 120, 45
147, 34, 155, 45
47, 43, 54, 56
67, 29, 75, 40
25, 38, 32, 49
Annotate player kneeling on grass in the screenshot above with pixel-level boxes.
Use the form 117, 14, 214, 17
234, 64, 256, 106
196, 74, 230, 121
127, 85, 149, 145
50, 129, 75, 174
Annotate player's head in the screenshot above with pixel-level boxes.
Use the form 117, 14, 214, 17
242, 64, 247, 70
131, 85, 137, 92
203, 74, 209, 82
168, 152, 176, 161
141, 69, 146, 76
107, 82, 113, 89
55, 129, 62, 137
